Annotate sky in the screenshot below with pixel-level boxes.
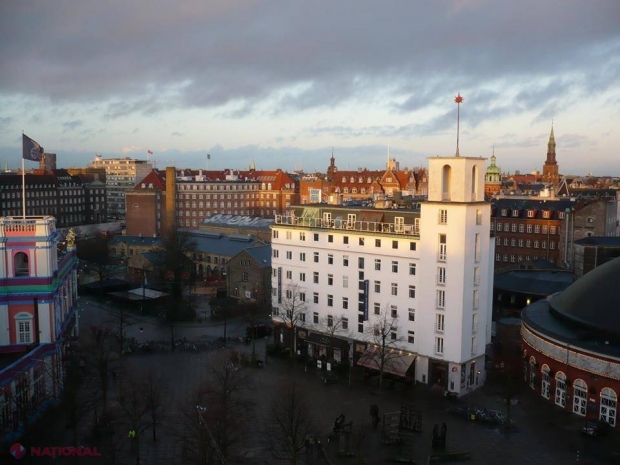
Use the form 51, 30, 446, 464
0, 0, 619, 176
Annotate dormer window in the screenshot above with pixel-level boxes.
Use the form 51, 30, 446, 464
342, 177, 347, 183
501, 209, 507, 217
527, 210, 535, 218
512, 210, 519, 217
542, 211, 550, 219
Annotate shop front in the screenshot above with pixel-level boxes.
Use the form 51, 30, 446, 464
298, 329, 350, 369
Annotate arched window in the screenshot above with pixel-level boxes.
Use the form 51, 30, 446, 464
352, 188, 357, 194
573, 379, 587, 416
555, 372, 567, 408
541, 365, 551, 399
442, 165, 452, 201
15, 312, 33, 344
600, 388, 617, 427
14, 252, 29, 277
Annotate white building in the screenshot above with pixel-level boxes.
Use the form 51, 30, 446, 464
88, 155, 153, 220
270, 155, 494, 395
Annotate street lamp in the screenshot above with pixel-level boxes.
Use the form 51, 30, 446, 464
195, 406, 227, 465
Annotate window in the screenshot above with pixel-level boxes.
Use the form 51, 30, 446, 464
471, 336, 477, 355
512, 224, 517, 232
437, 290, 445, 309
519, 224, 524, 233
392, 240, 398, 249
286, 231, 292, 240
328, 234, 333, 243
391, 283, 398, 296
359, 237, 365, 246
476, 209, 482, 225
439, 209, 448, 224
503, 238, 509, 246
327, 295, 333, 307
472, 312, 478, 333
273, 230, 279, 239
313, 272, 319, 284
375, 239, 381, 247
408, 331, 415, 344
374, 281, 381, 293
541, 240, 547, 249
343, 256, 349, 267
358, 257, 364, 269
300, 272, 306, 282
328, 254, 334, 265
436, 314, 445, 332
342, 297, 349, 309
313, 312, 319, 324
511, 239, 516, 247
408, 285, 416, 298
542, 225, 548, 234
473, 267, 480, 286
313, 293, 319, 304
343, 276, 349, 288
438, 234, 447, 261
299, 252, 306, 261
16, 316, 32, 343
391, 332, 397, 341
314, 233, 319, 241
328, 274, 333, 285
550, 241, 555, 250
410, 242, 417, 251
286, 251, 292, 260
300, 232, 306, 241
285, 270, 292, 279
374, 303, 380, 315
391, 306, 398, 318
473, 289, 479, 309
342, 318, 348, 330
497, 223, 503, 232
343, 236, 349, 245
519, 239, 524, 247
534, 225, 540, 234
374, 259, 381, 271
550, 226, 557, 235
435, 337, 444, 354
313, 252, 319, 263
391, 261, 398, 273
299, 312, 306, 322
437, 267, 446, 284
408, 309, 415, 321
501, 209, 507, 217
534, 241, 539, 249
527, 224, 532, 233
542, 211, 550, 219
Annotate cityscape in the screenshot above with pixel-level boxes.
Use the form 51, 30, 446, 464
1, 1, 620, 464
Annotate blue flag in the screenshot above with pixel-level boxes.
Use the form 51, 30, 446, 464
23, 134, 44, 161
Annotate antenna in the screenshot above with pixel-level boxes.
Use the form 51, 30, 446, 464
454, 93, 464, 156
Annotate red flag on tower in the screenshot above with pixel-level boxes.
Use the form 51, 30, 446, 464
147, 149, 153, 155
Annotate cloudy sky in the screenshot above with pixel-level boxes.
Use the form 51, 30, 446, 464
1, 1, 618, 175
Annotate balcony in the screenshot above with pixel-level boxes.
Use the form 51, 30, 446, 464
274, 215, 419, 236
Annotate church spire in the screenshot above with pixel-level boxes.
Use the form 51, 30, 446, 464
543, 121, 559, 184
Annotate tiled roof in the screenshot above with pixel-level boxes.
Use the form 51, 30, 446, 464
241, 245, 271, 267
494, 269, 572, 296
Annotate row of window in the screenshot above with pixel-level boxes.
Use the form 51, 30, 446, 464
496, 237, 556, 249
274, 229, 418, 251
498, 209, 560, 219
179, 184, 260, 191
496, 254, 556, 263
492, 222, 557, 234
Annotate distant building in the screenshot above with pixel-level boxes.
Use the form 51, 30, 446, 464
484, 150, 502, 198
572, 236, 620, 280
39, 152, 56, 171
0, 216, 78, 444
227, 245, 271, 306
542, 124, 559, 185
491, 197, 576, 270
87, 155, 153, 220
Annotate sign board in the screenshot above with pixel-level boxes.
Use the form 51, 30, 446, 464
363, 279, 369, 320
277, 267, 282, 303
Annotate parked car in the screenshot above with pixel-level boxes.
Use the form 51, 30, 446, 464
246, 324, 273, 339
581, 420, 611, 437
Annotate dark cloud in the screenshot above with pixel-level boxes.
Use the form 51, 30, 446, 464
62, 120, 83, 131
0, 0, 617, 121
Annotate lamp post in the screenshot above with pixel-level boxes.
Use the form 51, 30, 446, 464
195, 405, 227, 465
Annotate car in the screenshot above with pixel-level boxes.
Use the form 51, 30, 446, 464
581, 420, 611, 437
246, 324, 273, 339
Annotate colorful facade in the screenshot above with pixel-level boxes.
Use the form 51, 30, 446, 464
0, 216, 78, 444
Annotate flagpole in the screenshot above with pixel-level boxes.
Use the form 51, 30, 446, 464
454, 93, 464, 157
22, 156, 26, 218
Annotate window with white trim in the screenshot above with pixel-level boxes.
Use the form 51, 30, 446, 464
435, 337, 444, 354
16, 314, 33, 344
436, 313, 444, 332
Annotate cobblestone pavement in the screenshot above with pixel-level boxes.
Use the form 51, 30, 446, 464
74, 297, 619, 465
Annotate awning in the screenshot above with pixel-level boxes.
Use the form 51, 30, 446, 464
357, 346, 416, 378
358, 211, 384, 223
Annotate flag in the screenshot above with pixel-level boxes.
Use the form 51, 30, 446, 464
207, 154, 211, 160
23, 134, 44, 161
147, 149, 153, 155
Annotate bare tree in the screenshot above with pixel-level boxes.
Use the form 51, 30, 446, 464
83, 325, 116, 414
117, 374, 151, 465
268, 381, 314, 465
317, 313, 349, 362
277, 283, 307, 357
141, 370, 167, 442
106, 305, 138, 356
362, 305, 403, 390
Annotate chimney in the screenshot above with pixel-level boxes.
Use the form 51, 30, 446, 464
165, 166, 177, 234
